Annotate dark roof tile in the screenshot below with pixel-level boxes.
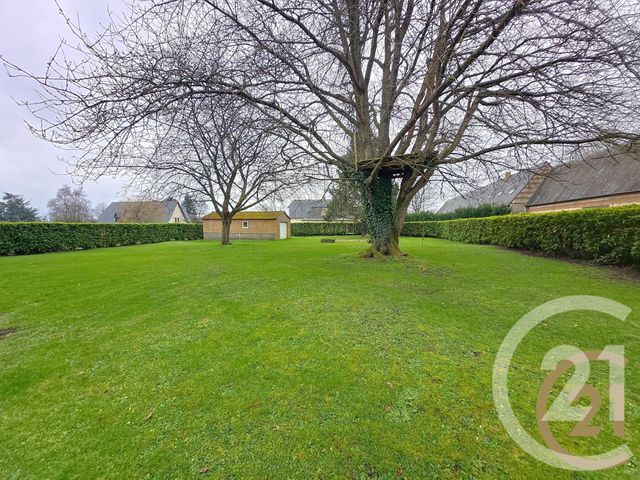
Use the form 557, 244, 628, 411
527, 152, 640, 206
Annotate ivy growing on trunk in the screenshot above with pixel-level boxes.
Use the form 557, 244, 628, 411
8, 0, 640, 255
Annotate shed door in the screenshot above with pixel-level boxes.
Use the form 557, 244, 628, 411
279, 222, 288, 239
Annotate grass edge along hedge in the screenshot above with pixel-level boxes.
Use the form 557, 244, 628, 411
0, 222, 203, 256
402, 205, 640, 267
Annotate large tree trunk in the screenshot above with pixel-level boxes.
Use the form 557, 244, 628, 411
221, 213, 232, 245
361, 171, 405, 256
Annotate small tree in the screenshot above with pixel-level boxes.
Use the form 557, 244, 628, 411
409, 187, 438, 214
0, 192, 39, 222
122, 97, 312, 244
92, 202, 107, 221
47, 185, 94, 222
324, 171, 362, 222
181, 194, 206, 222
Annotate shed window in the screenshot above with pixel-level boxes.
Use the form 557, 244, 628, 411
174, 217, 180, 223
242, 220, 249, 228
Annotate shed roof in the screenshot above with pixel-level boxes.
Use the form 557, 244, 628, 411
526, 151, 640, 206
202, 211, 289, 220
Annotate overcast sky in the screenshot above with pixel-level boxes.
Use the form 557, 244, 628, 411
0, 1, 442, 215
0, 0, 126, 215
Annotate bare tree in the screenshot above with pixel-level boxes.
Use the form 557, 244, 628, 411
409, 187, 434, 214
123, 97, 311, 244
92, 202, 108, 220
47, 185, 94, 222
6, 0, 640, 254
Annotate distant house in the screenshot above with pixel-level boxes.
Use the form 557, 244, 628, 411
438, 167, 550, 214
525, 152, 640, 212
438, 150, 640, 214
288, 199, 328, 221
98, 199, 189, 223
202, 211, 291, 240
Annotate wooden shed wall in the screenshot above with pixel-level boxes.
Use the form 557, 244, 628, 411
203, 214, 290, 240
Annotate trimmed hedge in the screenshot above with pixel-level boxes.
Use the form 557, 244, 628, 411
292, 222, 363, 236
406, 204, 511, 222
402, 206, 640, 266
0, 222, 203, 256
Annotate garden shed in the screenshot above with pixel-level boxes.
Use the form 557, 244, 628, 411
202, 211, 291, 240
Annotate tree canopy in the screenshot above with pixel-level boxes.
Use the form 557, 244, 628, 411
181, 194, 207, 222
6, 0, 640, 253
0, 192, 39, 222
47, 185, 95, 222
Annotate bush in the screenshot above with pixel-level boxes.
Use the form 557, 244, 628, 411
402, 206, 640, 266
0, 222, 203, 256
406, 204, 511, 222
292, 222, 363, 236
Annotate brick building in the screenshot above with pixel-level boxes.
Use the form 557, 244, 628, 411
438, 150, 640, 214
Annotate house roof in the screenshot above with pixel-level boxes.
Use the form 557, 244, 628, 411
526, 151, 640, 206
202, 211, 289, 220
438, 169, 536, 213
97, 199, 187, 223
288, 199, 327, 219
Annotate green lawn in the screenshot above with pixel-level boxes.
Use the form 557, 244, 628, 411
0, 237, 638, 479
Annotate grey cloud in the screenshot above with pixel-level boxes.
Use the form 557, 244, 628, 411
0, 0, 126, 214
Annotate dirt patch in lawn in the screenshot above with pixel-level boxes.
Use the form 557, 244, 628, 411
597, 265, 640, 282
497, 246, 640, 282
0, 327, 18, 340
